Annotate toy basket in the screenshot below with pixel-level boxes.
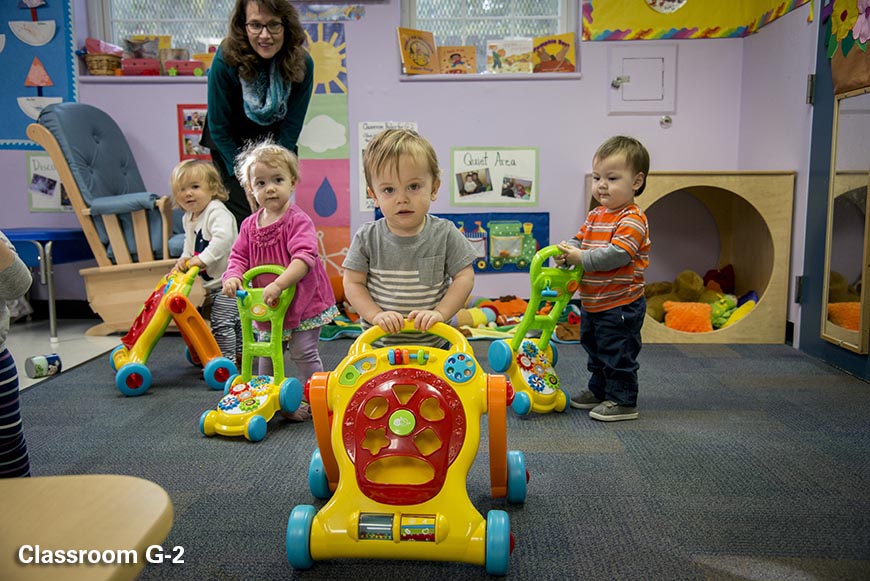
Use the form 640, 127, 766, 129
85, 53, 121, 76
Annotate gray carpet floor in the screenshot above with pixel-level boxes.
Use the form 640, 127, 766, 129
19, 337, 870, 580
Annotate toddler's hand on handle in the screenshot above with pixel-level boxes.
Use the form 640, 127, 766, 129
555, 241, 581, 267
186, 256, 205, 271
263, 282, 282, 308
409, 309, 444, 332
222, 278, 242, 298
372, 311, 405, 335
174, 257, 188, 272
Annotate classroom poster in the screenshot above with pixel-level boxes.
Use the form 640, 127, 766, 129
438, 212, 549, 273
451, 147, 539, 207
27, 152, 71, 212
357, 121, 418, 211
1, 0, 77, 148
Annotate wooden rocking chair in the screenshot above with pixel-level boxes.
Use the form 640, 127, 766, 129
27, 103, 200, 335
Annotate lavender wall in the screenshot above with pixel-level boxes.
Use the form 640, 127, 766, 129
0, 0, 818, 343
738, 7, 818, 346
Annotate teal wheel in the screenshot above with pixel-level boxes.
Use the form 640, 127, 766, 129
204, 357, 237, 391
511, 392, 532, 416
116, 363, 152, 397
279, 378, 303, 413
488, 341, 513, 373
245, 415, 267, 442
109, 345, 125, 372
506, 450, 528, 503
308, 449, 332, 499
286, 505, 316, 569
485, 510, 511, 575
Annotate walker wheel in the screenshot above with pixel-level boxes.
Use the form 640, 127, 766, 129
286, 505, 316, 569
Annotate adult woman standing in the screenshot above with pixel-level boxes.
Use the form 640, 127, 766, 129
204, 0, 314, 227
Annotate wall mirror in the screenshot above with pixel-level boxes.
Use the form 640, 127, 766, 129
821, 88, 870, 353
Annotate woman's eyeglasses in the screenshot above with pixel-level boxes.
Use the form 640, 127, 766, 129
245, 21, 283, 35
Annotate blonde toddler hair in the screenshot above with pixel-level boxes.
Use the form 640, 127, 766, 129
170, 159, 229, 206
363, 129, 440, 193
234, 139, 300, 194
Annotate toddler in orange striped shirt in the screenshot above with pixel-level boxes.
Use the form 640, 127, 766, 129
554, 135, 651, 422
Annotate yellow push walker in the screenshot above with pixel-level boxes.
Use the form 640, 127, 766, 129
286, 322, 527, 575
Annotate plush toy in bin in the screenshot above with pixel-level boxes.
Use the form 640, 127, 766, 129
110, 266, 237, 396
488, 245, 583, 415
199, 265, 304, 443
287, 321, 527, 575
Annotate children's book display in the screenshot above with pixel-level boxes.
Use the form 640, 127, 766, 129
287, 321, 527, 574
396, 27, 437, 74
488, 245, 583, 415
486, 38, 533, 74
532, 32, 575, 73
199, 265, 305, 443
437, 45, 476, 74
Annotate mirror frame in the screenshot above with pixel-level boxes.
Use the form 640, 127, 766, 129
820, 88, 870, 354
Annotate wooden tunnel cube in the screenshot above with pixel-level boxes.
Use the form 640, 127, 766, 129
586, 172, 795, 344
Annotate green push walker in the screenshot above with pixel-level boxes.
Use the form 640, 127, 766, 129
487, 245, 583, 414
199, 265, 305, 442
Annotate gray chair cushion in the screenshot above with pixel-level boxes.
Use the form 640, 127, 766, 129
38, 103, 181, 261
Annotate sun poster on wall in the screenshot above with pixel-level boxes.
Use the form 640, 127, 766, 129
300, 21, 351, 283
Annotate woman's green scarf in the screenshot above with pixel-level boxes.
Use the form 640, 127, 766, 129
241, 59, 292, 126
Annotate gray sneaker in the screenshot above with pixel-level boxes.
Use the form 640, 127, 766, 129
589, 401, 639, 422
570, 390, 602, 409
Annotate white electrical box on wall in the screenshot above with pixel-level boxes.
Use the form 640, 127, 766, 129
607, 44, 677, 115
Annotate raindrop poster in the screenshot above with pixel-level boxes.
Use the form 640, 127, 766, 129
1, 0, 77, 149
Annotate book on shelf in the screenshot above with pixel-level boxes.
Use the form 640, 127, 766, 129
532, 32, 576, 73
486, 38, 533, 74
437, 46, 477, 74
396, 27, 438, 75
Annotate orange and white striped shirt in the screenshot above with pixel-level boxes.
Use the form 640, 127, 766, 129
572, 204, 650, 313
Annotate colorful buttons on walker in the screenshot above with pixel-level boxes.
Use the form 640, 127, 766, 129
528, 375, 546, 393
444, 353, 476, 383
219, 396, 239, 411
388, 348, 429, 366
389, 409, 416, 436
239, 397, 261, 412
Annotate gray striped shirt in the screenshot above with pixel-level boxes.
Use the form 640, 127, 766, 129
343, 215, 477, 347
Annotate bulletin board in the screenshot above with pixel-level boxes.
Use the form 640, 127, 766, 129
438, 212, 549, 273
1, 0, 77, 149
583, 0, 812, 40
451, 147, 539, 207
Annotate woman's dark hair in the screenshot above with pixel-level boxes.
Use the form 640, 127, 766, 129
222, 0, 308, 83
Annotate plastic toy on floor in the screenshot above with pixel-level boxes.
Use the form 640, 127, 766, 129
287, 321, 527, 575
488, 245, 583, 415
199, 265, 304, 443
110, 266, 237, 396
